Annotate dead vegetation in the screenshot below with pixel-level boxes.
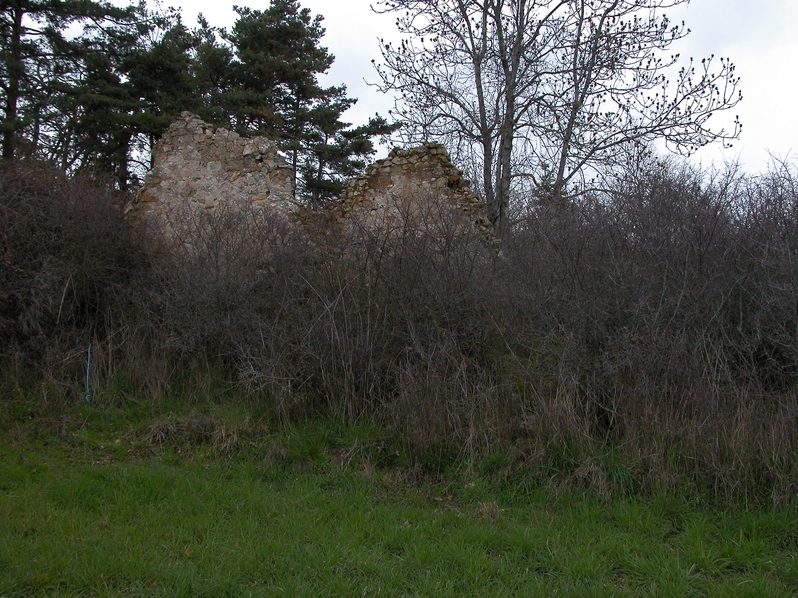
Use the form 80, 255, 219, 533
3, 157, 798, 500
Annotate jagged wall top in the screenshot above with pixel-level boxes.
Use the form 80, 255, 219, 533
126, 114, 495, 245
126, 112, 295, 225
334, 143, 492, 237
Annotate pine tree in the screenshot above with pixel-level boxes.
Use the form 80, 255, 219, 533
301, 111, 398, 204
32, 5, 201, 187
122, 14, 201, 157
205, 0, 398, 203
0, 0, 137, 162
1, 0, 397, 196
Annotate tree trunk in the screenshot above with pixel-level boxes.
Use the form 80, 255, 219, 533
495, 110, 514, 236
475, 59, 499, 232
492, 0, 526, 237
2, 5, 24, 161
469, 2, 499, 234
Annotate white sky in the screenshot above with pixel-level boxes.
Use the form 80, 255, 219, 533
146, 0, 797, 173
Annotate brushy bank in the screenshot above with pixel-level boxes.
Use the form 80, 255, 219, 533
2, 406, 798, 596
3, 157, 798, 504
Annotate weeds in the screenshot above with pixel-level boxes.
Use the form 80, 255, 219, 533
1, 409, 797, 596
3, 157, 798, 501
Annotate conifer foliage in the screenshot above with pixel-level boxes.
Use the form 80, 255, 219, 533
0, 0, 137, 163
0, 0, 396, 197
203, 1, 399, 203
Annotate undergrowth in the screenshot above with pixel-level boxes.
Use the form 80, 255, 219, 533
3, 158, 798, 504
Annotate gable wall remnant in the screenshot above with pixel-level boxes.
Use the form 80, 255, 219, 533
126, 112, 296, 233
333, 143, 493, 240
127, 114, 494, 244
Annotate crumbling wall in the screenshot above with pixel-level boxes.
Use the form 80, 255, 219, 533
126, 112, 296, 234
332, 143, 493, 239
127, 114, 495, 245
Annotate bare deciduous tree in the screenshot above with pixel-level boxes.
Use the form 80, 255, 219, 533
373, 0, 742, 235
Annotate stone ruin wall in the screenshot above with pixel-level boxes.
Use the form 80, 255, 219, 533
127, 113, 493, 243
126, 112, 296, 233
333, 143, 493, 241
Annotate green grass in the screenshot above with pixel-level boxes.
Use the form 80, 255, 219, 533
1, 403, 797, 596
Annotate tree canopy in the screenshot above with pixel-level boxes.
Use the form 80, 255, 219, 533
209, 2, 399, 202
0, 0, 397, 198
0, 0, 138, 163
374, 0, 742, 234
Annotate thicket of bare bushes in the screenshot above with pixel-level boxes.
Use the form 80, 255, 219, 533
504, 160, 798, 500
3, 158, 798, 501
0, 163, 145, 387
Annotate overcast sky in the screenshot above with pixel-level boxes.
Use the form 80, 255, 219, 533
144, 0, 797, 174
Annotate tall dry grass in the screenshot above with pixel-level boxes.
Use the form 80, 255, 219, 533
3, 157, 798, 500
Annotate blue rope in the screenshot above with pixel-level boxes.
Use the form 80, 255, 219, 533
85, 342, 92, 404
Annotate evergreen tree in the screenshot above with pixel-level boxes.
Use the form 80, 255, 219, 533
225, 3, 332, 134
193, 16, 235, 127
1, 0, 397, 196
123, 14, 201, 155
206, 0, 398, 202
0, 0, 136, 161
70, 48, 139, 185
71, 8, 202, 186
301, 111, 398, 204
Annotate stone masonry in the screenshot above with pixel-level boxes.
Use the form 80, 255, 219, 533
333, 143, 493, 240
128, 114, 494, 244
126, 112, 296, 233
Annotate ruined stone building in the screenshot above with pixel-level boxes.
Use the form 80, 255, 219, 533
126, 113, 296, 236
127, 113, 492, 242
333, 143, 493, 241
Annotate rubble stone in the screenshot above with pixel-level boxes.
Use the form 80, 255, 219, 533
125, 112, 296, 235
332, 143, 494, 241
127, 114, 495, 245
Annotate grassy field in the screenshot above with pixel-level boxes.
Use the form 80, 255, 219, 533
2, 403, 798, 597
